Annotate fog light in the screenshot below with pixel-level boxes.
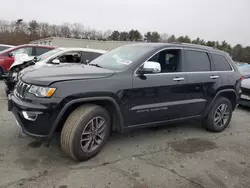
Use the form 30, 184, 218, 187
22, 111, 40, 121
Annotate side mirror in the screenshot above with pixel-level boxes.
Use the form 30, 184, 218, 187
8, 52, 13, 57
51, 59, 60, 64
138, 61, 161, 75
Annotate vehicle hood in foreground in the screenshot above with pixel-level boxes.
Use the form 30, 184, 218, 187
20, 62, 75, 75
21, 64, 115, 86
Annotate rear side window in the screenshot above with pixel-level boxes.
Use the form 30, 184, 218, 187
185, 50, 211, 72
83, 52, 103, 64
211, 53, 232, 71
36, 47, 52, 56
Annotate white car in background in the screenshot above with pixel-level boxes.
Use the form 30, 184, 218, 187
4, 47, 107, 95
12, 47, 107, 75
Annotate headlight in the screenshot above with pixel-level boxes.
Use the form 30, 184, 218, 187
29, 85, 56, 97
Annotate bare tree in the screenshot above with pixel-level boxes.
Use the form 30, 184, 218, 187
39, 22, 50, 37
49, 24, 61, 37
60, 23, 71, 38
70, 23, 84, 39
159, 33, 168, 42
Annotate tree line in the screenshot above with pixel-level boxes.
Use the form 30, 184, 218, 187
0, 19, 249, 63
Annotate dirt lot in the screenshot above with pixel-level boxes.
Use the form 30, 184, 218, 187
0, 80, 250, 188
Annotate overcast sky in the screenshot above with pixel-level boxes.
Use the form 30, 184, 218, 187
0, 0, 249, 46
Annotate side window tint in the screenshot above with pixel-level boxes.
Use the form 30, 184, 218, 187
211, 53, 232, 71
147, 49, 181, 73
83, 52, 102, 64
36, 47, 51, 56
185, 50, 211, 72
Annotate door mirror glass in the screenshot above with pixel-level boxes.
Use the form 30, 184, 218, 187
51, 59, 60, 64
139, 61, 161, 74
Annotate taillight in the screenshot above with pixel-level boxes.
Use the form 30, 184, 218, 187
240, 76, 244, 81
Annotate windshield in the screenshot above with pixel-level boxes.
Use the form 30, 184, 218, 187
89, 45, 154, 71
37, 48, 63, 61
238, 65, 250, 73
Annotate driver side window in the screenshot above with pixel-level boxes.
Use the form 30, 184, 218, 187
146, 49, 181, 73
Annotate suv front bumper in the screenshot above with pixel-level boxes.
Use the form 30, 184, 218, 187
8, 94, 60, 138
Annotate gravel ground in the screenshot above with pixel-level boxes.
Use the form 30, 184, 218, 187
0, 80, 250, 188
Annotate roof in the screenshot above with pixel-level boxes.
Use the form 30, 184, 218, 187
0, 44, 57, 54
59, 47, 107, 54
125, 42, 224, 54
17, 44, 57, 48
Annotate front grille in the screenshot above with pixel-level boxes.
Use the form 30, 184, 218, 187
241, 87, 250, 95
15, 81, 31, 98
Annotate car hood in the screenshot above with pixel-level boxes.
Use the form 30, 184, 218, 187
241, 78, 250, 89
21, 64, 115, 86
20, 61, 74, 75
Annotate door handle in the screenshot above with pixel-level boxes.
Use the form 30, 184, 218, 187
210, 75, 219, 79
173, 77, 184, 81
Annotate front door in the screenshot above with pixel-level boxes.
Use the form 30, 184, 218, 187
128, 48, 189, 126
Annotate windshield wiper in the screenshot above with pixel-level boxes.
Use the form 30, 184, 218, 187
89, 63, 103, 68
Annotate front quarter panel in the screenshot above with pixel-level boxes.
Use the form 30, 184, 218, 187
50, 73, 133, 126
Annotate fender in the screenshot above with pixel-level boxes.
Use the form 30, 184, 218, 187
45, 96, 124, 144
203, 89, 237, 118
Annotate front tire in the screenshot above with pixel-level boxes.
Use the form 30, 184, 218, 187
61, 104, 111, 161
203, 97, 233, 132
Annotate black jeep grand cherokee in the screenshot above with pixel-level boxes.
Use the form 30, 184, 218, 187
8, 43, 242, 161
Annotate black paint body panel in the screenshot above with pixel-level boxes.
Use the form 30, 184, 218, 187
8, 43, 242, 140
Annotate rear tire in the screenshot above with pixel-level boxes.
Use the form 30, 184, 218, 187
61, 104, 111, 161
203, 97, 233, 132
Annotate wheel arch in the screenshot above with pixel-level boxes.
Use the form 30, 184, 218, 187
203, 89, 238, 118
46, 97, 124, 143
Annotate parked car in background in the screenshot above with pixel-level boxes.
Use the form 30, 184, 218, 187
238, 63, 250, 79
239, 78, 250, 107
7, 43, 242, 161
0, 44, 14, 52
0, 44, 56, 78
3, 47, 106, 95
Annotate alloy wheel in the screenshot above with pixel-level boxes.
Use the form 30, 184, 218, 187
214, 104, 230, 127
80, 116, 106, 153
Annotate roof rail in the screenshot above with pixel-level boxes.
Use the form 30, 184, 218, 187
171, 42, 217, 49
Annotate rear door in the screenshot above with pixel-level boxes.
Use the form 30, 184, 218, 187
183, 48, 222, 117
